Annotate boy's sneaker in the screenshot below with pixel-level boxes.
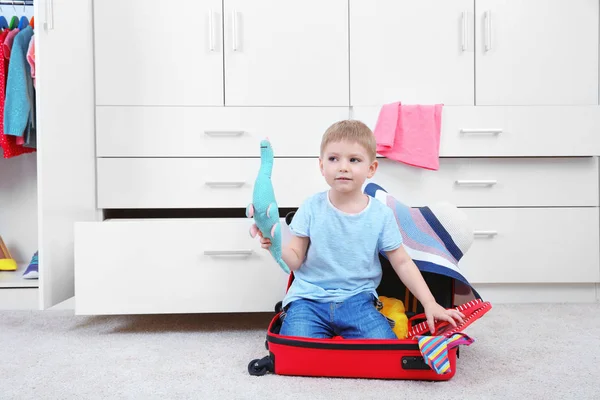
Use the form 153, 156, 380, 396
22, 251, 38, 279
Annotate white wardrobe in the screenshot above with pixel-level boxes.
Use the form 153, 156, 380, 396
6, 0, 600, 313
0, 3, 40, 309
1, 0, 97, 310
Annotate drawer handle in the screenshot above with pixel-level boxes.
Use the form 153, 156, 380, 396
474, 230, 498, 237
204, 130, 245, 137
455, 180, 497, 186
204, 250, 254, 257
460, 129, 502, 135
205, 181, 246, 188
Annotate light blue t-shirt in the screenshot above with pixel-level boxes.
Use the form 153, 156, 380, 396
282, 191, 403, 307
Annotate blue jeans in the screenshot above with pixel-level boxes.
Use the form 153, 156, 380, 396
279, 291, 397, 339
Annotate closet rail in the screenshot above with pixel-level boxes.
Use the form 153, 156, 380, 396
0, 1, 33, 6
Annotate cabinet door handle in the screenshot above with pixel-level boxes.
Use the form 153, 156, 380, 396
232, 10, 239, 51
44, 0, 54, 31
455, 180, 497, 186
461, 11, 468, 51
474, 230, 498, 237
484, 11, 492, 51
204, 250, 254, 257
204, 130, 245, 137
460, 128, 502, 135
208, 10, 215, 52
205, 181, 246, 188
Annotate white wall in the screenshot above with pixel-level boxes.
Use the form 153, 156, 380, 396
0, 5, 37, 265
0, 153, 38, 263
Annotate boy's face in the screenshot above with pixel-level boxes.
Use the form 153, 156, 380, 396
319, 140, 378, 194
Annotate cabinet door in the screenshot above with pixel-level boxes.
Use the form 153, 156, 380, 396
223, 0, 349, 106
349, 0, 474, 106
36, 0, 100, 308
475, 0, 598, 105
94, 0, 224, 106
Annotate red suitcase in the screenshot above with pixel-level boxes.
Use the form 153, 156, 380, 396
248, 185, 492, 380
248, 234, 490, 380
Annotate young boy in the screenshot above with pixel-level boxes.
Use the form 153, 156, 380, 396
259, 120, 464, 339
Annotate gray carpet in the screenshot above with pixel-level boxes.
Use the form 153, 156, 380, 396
1, 303, 599, 399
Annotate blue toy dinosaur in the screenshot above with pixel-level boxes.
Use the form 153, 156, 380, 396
246, 139, 290, 274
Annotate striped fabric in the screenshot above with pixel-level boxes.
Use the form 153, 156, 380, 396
446, 332, 475, 349
416, 333, 474, 374
416, 335, 451, 374
364, 182, 480, 301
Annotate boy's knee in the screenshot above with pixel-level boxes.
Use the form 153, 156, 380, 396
279, 300, 332, 339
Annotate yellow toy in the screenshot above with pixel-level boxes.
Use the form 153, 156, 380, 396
377, 296, 409, 339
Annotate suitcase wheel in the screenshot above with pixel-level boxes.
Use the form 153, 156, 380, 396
248, 356, 274, 377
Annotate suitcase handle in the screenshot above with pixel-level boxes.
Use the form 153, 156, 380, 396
407, 312, 427, 326
407, 311, 457, 337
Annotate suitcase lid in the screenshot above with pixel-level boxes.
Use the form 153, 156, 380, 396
406, 299, 492, 338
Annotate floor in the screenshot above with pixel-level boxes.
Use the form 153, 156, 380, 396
1, 302, 599, 399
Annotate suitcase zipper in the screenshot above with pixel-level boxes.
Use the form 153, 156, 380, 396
267, 334, 420, 351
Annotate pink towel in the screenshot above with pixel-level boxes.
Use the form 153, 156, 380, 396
373, 102, 443, 170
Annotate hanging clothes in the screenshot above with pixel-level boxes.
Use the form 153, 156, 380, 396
0, 27, 34, 158
3, 26, 23, 146
26, 35, 34, 88
3, 26, 19, 59
4, 25, 36, 149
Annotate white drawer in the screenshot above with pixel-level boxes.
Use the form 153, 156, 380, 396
353, 106, 600, 156
97, 158, 328, 209
372, 157, 599, 207
74, 218, 291, 315
459, 208, 600, 284
98, 157, 598, 209
96, 106, 349, 157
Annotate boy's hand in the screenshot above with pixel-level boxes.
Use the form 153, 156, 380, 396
257, 231, 272, 249
423, 301, 465, 334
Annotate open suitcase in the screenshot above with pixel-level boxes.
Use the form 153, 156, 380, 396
248, 184, 492, 381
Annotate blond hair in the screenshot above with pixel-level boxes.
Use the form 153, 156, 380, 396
320, 120, 377, 161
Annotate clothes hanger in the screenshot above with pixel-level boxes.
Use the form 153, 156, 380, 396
8, 1, 18, 30
17, 1, 28, 30
17, 16, 29, 30
0, 5, 8, 30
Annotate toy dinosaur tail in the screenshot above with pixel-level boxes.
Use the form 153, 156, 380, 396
276, 258, 291, 274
